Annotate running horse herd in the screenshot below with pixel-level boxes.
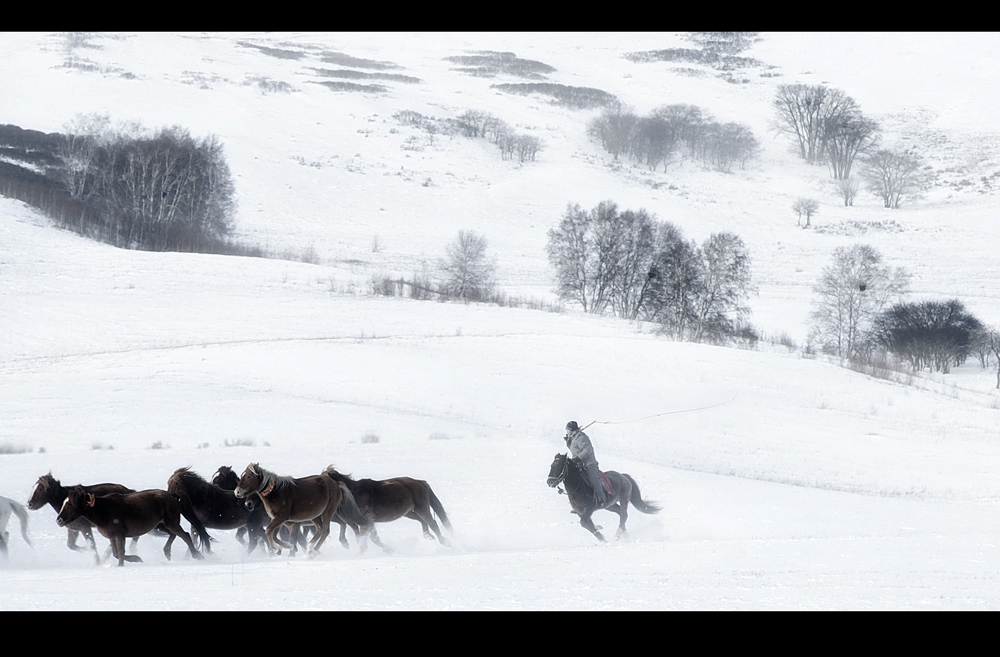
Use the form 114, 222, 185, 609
1, 455, 659, 566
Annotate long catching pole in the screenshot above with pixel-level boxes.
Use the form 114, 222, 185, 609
580, 390, 739, 431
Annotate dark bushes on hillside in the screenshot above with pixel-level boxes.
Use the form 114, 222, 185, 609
871, 300, 983, 373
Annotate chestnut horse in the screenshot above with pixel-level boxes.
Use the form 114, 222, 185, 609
233, 463, 370, 556
28, 473, 137, 564
57, 486, 211, 566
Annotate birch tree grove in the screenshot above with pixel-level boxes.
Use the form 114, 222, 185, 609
58, 121, 236, 252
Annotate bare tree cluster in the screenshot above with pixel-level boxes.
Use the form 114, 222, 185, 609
587, 103, 759, 173
808, 244, 911, 360
971, 326, 1000, 388
772, 84, 880, 178
546, 201, 754, 342
455, 110, 542, 163
56, 114, 236, 252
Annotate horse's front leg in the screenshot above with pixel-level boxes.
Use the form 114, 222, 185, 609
579, 513, 607, 543
307, 515, 332, 556
363, 525, 391, 554
266, 517, 295, 553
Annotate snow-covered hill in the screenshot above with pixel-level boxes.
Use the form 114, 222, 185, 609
2, 32, 1000, 610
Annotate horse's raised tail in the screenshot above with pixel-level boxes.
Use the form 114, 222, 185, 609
10, 499, 32, 546
624, 475, 661, 515
336, 483, 372, 530
175, 492, 213, 553
426, 485, 452, 532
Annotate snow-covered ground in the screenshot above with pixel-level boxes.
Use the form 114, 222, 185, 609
2, 32, 1000, 610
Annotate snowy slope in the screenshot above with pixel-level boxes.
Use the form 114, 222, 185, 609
2, 32, 1000, 610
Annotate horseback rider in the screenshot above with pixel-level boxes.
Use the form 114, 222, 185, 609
564, 421, 608, 506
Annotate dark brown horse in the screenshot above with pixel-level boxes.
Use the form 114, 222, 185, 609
233, 463, 371, 556
27, 473, 137, 564
56, 486, 212, 566
546, 453, 660, 543
322, 466, 452, 552
167, 467, 269, 554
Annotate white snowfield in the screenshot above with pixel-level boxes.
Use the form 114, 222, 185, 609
2, 32, 1000, 610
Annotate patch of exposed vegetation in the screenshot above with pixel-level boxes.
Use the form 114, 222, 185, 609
319, 51, 401, 70
489, 83, 617, 110
237, 42, 305, 60
625, 32, 774, 83
813, 219, 906, 236
445, 51, 555, 79
244, 75, 294, 94
309, 80, 388, 94
310, 67, 420, 84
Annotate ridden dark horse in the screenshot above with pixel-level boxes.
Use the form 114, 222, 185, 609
27, 473, 138, 564
167, 467, 269, 554
213, 466, 315, 554
56, 486, 212, 567
233, 463, 371, 556
546, 453, 661, 543
323, 465, 452, 552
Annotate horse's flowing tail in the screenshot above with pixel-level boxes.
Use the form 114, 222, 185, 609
10, 500, 32, 546
426, 485, 452, 532
176, 493, 213, 553
336, 484, 372, 530
624, 475, 661, 515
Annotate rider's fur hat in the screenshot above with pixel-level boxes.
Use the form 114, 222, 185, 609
566, 421, 579, 431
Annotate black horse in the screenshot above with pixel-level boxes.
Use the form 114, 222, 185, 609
167, 467, 269, 554
546, 453, 660, 543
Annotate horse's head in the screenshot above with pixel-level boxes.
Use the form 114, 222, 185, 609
56, 486, 93, 527
234, 463, 262, 500
28, 472, 57, 510
547, 453, 569, 488
212, 466, 239, 490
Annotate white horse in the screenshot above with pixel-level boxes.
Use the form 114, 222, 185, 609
0, 495, 32, 556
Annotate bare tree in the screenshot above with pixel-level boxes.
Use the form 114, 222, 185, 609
644, 226, 704, 338
835, 177, 860, 207
630, 115, 678, 172
691, 232, 754, 342
438, 230, 497, 301
983, 327, 1000, 389
860, 148, 926, 209
825, 111, 880, 180
793, 198, 819, 227
586, 103, 638, 161
808, 244, 910, 359
772, 84, 858, 165
547, 203, 594, 312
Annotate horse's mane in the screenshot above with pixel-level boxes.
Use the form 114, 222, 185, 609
173, 466, 209, 484
255, 465, 297, 491
322, 465, 355, 483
